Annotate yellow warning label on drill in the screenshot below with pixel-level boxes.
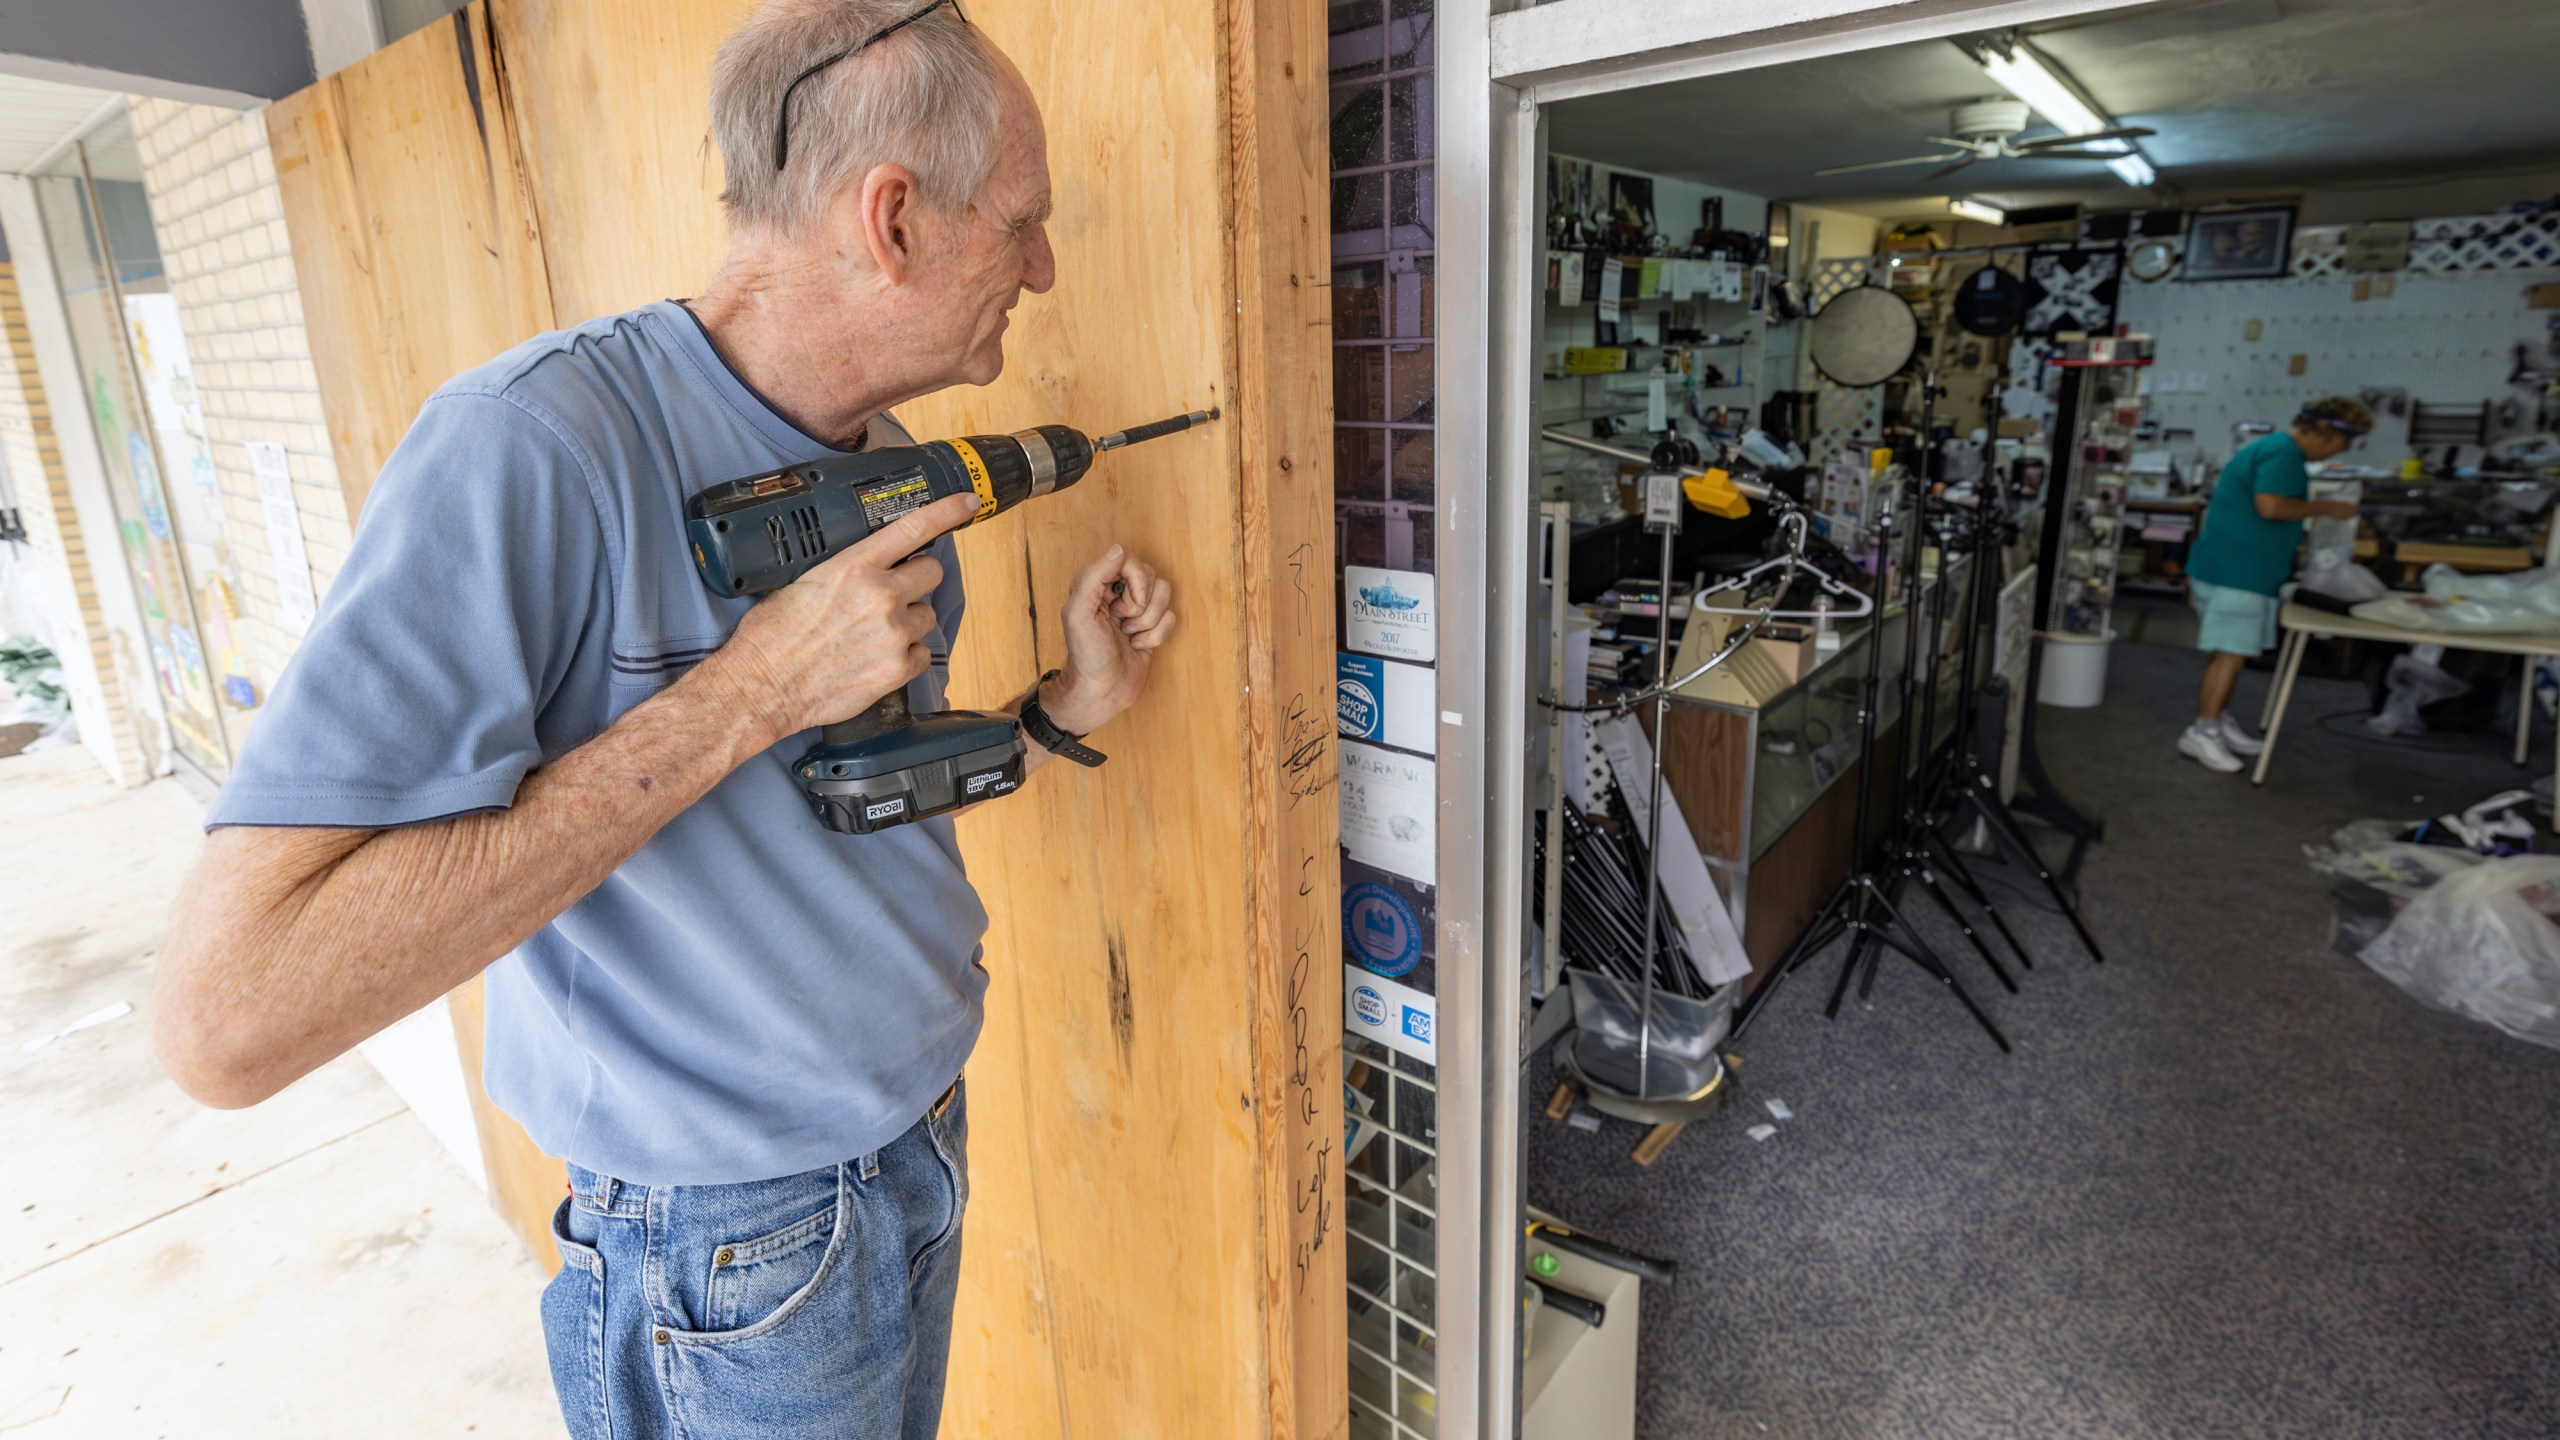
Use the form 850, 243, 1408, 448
856, 475, 931, 531
946, 438, 999, 521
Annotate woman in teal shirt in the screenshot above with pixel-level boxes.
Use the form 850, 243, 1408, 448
2179, 396, 2372, 772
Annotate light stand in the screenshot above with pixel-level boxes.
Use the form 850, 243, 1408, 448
1730, 372, 2012, 1052
1902, 419, 2108, 967
2013, 360, 2108, 863
1855, 381, 2022, 1002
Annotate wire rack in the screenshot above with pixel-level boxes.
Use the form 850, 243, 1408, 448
1334, 0, 1440, 1433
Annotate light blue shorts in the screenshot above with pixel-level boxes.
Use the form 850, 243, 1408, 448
2190, 578, 2279, 656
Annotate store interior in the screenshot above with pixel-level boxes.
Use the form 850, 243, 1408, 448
1486, 1, 2560, 1433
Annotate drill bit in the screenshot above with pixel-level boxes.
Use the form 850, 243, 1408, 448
1095, 408, 1220, 451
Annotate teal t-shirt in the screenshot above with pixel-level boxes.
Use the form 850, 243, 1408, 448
2188, 431, 2311, 596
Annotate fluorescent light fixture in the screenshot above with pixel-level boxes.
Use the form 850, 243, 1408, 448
1969, 35, 2161, 189
1976, 41, 2107, 136
1948, 197, 2006, 225
2107, 153, 2158, 188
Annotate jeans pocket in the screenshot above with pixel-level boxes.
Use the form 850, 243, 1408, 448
539, 1197, 610, 1440
703, 1199, 841, 1334
911, 1088, 969, 1283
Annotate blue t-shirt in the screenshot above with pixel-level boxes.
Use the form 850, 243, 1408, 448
2188, 431, 2312, 597
206, 300, 989, 1186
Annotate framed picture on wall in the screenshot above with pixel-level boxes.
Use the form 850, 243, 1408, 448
2181, 207, 2296, 281
1606, 171, 1656, 245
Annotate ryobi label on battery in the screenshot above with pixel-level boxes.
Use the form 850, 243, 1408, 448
945, 439, 999, 521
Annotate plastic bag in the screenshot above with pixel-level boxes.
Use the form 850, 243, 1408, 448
2354, 563, 2560, 635
2296, 561, 2387, 603
2303, 482, 2360, 572
2304, 824, 2483, 898
2366, 649, 2469, 736
2357, 856, 2560, 1049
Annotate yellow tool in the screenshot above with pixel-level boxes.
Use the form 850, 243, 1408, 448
1681, 466, 1750, 519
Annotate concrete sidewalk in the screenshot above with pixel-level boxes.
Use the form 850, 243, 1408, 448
0, 748, 563, 1437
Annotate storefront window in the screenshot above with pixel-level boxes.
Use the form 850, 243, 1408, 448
36, 109, 246, 779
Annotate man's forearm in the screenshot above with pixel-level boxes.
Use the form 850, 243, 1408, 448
157, 661, 779, 1107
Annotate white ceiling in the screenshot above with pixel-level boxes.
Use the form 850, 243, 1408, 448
1549, 0, 2560, 216
0, 71, 124, 177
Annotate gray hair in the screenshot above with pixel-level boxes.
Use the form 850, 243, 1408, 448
710, 0, 1004, 233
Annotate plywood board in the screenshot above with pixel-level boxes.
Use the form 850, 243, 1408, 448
490, 0, 750, 323
270, 0, 1342, 1432
266, 4, 556, 509
266, 2, 566, 1269
445, 974, 565, 1274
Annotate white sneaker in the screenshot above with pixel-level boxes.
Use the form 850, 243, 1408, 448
2216, 715, 2266, 756
2179, 722, 2245, 774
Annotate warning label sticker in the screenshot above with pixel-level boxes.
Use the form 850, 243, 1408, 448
855, 474, 931, 531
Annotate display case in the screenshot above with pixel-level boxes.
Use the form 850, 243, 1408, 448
1644, 555, 1972, 975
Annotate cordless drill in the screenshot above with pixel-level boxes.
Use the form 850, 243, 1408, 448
686, 409, 1218, 835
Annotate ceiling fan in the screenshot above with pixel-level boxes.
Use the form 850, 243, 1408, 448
1815, 100, 2153, 182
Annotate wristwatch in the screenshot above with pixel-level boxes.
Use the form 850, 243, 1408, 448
1020, 669, 1108, 768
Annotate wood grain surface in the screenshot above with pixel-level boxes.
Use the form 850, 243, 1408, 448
268, 0, 1342, 1432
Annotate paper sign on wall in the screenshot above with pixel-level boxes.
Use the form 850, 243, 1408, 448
246, 441, 318, 633
1339, 740, 1434, 885
1345, 964, 1435, 1064
1336, 652, 1435, 756
1345, 565, 1435, 661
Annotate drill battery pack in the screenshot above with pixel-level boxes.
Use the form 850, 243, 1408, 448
796, 708, 1025, 834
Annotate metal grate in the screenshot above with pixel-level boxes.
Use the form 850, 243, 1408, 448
1344, 1033, 1439, 1438
1334, 0, 1437, 1431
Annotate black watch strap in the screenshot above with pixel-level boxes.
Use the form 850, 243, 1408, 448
1021, 670, 1107, 768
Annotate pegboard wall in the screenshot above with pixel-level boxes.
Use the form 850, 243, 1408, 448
2116, 213, 2560, 466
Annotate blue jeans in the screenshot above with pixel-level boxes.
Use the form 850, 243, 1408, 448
540, 1080, 967, 1440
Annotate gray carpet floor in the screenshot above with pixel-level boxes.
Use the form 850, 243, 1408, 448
1523, 633, 2560, 1439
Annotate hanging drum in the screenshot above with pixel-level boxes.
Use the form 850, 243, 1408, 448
1808, 284, 1920, 387
1952, 265, 2028, 337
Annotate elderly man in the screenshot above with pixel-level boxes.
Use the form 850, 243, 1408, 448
149, 2, 1165, 1434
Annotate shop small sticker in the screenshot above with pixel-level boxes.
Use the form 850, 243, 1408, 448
1351, 985, 1387, 1026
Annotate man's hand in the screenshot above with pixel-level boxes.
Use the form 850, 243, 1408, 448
2319, 499, 2360, 520
698, 492, 979, 744
1043, 544, 1177, 736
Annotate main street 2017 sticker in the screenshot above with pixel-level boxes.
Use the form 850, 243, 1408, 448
1344, 566, 1435, 662
1343, 881, 1422, 978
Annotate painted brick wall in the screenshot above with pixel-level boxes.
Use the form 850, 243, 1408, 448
127, 97, 355, 701
0, 262, 151, 782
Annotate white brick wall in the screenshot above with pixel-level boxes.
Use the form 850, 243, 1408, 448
128, 97, 355, 701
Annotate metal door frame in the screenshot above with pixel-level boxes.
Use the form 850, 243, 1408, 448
1430, 0, 2154, 1433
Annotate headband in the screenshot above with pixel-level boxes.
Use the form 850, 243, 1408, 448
2296, 410, 2368, 437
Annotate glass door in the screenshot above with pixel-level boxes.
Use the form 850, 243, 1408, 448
34, 109, 243, 780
